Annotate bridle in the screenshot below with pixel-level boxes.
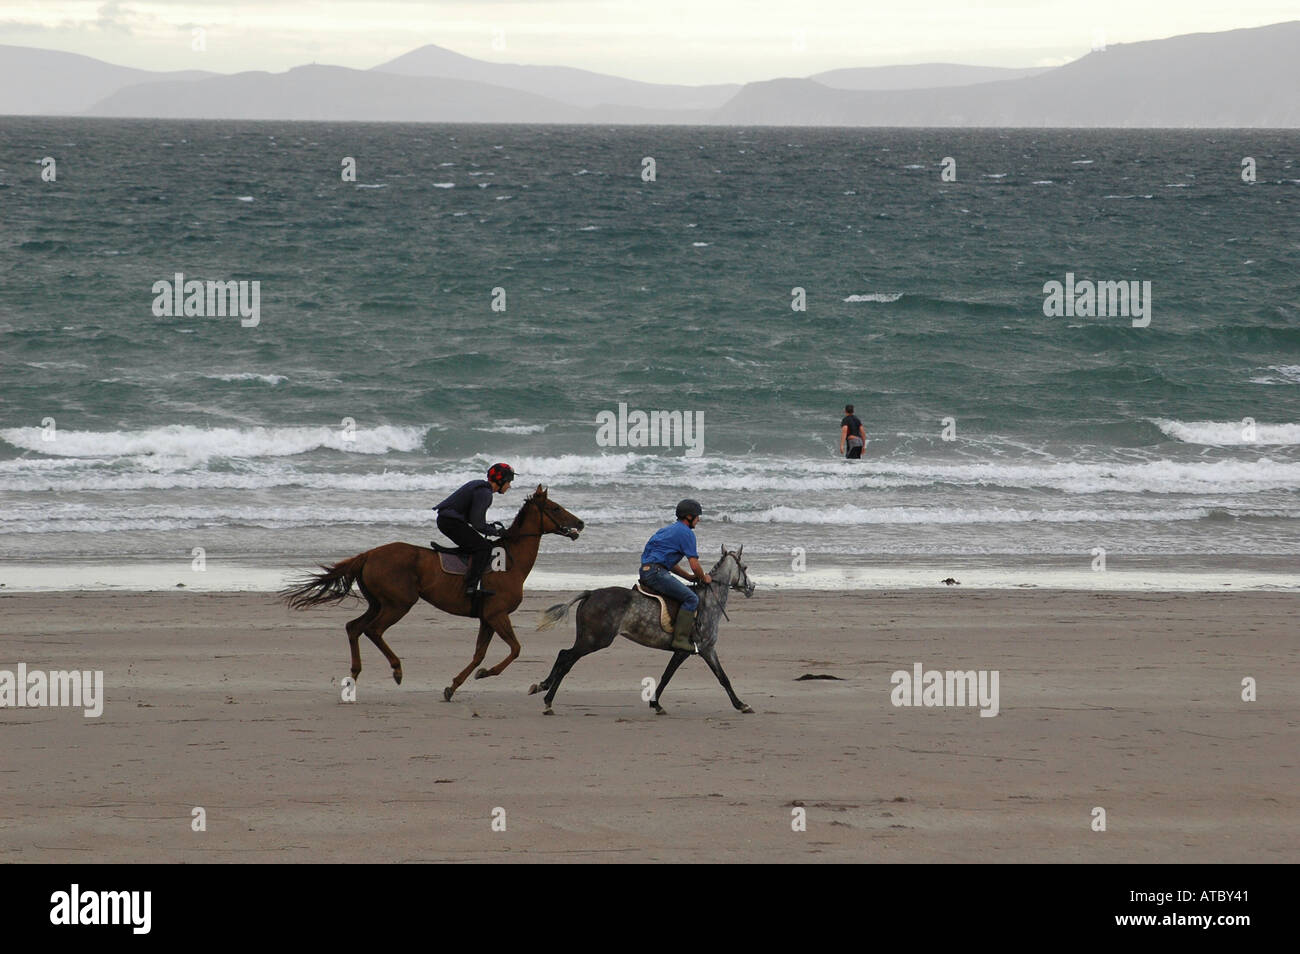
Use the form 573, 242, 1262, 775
501, 494, 576, 541
695, 551, 752, 622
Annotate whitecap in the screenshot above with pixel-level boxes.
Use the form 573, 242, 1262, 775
843, 292, 903, 303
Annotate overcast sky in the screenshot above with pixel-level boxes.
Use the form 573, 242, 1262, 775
2, 1, 1296, 82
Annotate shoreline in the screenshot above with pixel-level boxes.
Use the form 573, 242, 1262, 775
0, 553, 1295, 593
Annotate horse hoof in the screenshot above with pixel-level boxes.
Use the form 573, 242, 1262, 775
527, 683, 541, 695
474, 668, 490, 680
654, 707, 666, 716
740, 705, 754, 714
543, 706, 554, 716
393, 668, 403, 685
443, 686, 454, 701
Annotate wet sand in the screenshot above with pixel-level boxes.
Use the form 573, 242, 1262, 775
1, 589, 1295, 862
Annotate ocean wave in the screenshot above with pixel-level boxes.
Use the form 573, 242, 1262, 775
478, 423, 548, 434
1151, 418, 1300, 446
3, 502, 1292, 534
843, 292, 903, 303
743, 505, 1220, 525
1249, 365, 1300, 386
1, 454, 1297, 496
202, 372, 287, 385
0, 424, 429, 461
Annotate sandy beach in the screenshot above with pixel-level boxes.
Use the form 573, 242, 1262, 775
1, 588, 1295, 863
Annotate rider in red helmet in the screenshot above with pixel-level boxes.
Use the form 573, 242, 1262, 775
434, 463, 514, 596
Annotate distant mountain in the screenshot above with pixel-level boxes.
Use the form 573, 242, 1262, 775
4, 21, 1299, 126
810, 63, 1049, 91
718, 22, 1300, 126
0, 45, 213, 115
86, 64, 585, 122
373, 44, 740, 110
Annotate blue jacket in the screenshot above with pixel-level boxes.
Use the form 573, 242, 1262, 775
435, 480, 494, 533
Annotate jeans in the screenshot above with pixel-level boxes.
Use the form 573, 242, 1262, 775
639, 564, 698, 612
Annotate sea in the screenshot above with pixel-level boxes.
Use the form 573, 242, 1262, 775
1, 119, 1297, 591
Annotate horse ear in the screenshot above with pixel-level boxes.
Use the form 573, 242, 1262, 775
720, 544, 727, 556
535, 483, 546, 496
737, 544, 743, 559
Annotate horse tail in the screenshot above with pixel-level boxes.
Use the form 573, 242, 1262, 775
280, 553, 368, 610
536, 591, 592, 631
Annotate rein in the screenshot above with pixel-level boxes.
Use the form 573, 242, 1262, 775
501, 495, 559, 541
696, 552, 742, 622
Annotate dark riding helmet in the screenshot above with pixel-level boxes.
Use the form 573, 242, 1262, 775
487, 463, 515, 485
675, 498, 703, 520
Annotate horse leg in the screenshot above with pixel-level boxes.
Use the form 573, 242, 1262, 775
527, 648, 570, 697
364, 601, 414, 685
345, 593, 380, 680
474, 613, 521, 679
649, 650, 690, 714
444, 620, 493, 701
531, 643, 593, 715
700, 647, 753, 713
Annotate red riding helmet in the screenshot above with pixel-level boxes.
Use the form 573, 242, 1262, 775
487, 463, 515, 485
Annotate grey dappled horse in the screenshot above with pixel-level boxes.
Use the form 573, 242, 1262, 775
532, 546, 755, 715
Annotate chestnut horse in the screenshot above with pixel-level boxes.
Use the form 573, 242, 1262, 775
281, 485, 583, 700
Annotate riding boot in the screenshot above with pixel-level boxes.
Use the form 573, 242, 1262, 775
464, 550, 494, 597
670, 608, 697, 653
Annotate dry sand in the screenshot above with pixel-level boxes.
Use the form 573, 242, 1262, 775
1, 588, 1295, 862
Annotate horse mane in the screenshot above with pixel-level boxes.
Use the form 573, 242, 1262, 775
502, 487, 547, 539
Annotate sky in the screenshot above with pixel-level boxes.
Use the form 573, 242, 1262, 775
1, 1, 1297, 83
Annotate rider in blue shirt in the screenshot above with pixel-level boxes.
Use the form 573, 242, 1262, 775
639, 499, 712, 653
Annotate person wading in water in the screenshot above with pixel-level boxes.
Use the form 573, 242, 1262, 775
433, 463, 514, 596
638, 499, 711, 653
840, 404, 867, 459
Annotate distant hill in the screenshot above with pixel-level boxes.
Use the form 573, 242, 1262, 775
86, 64, 585, 122
373, 44, 740, 110
0, 45, 213, 115
810, 63, 1049, 91
718, 22, 1300, 126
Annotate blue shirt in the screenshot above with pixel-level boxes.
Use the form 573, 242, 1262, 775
641, 521, 698, 568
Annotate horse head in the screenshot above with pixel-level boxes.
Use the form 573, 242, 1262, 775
523, 484, 584, 540
712, 544, 755, 598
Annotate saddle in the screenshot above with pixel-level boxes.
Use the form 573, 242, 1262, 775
430, 541, 470, 575
632, 582, 680, 635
